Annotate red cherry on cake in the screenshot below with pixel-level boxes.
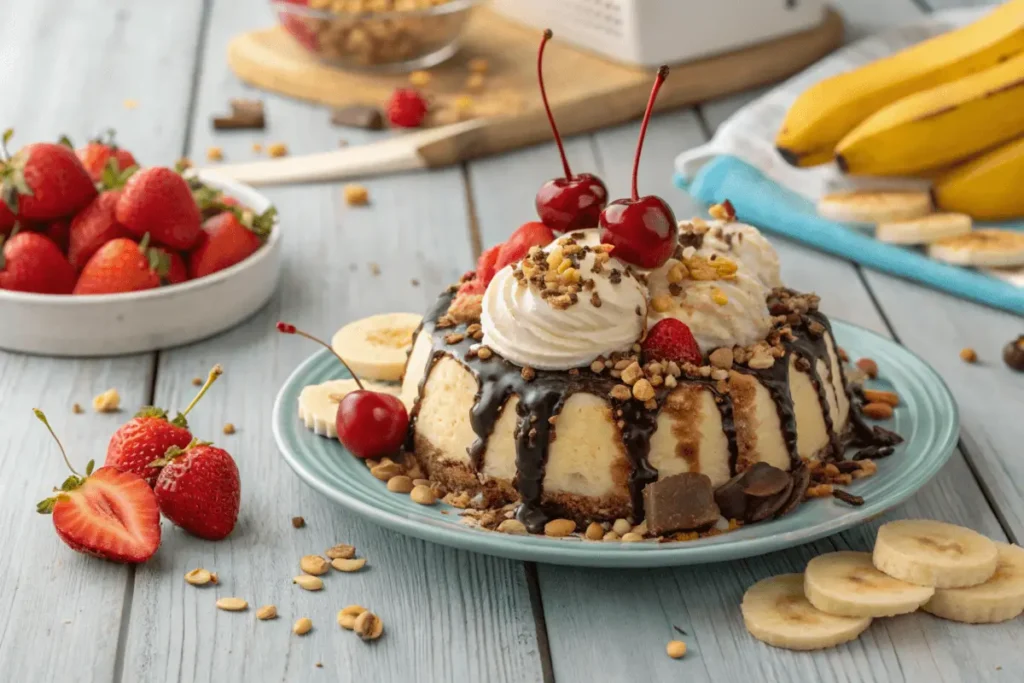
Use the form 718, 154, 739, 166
276, 322, 409, 459
642, 318, 702, 366
598, 66, 678, 269
534, 30, 607, 233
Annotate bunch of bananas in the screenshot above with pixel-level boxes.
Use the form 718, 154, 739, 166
776, 0, 1024, 220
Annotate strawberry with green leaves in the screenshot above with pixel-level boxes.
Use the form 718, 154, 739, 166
68, 190, 131, 270
0, 131, 97, 221
151, 438, 240, 541
189, 206, 276, 279
35, 410, 161, 564
76, 130, 139, 183
0, 230, 77, 294
73, 234, 166, 295
105, 366, 222, 486
116, 166, 202, 250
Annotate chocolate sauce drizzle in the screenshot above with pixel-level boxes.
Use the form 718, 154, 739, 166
407, 288, 898, 532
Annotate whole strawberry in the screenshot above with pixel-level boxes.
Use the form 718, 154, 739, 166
116, 167, 202, 250
0, 231, 76, 294
73, 234, 166, 295
76, 130, 138, 183
160, 248, 188, 285
0, 131, 97, 220
0, 201, 15, 236
152, 440, 240, 541
642, 318, 703, 366
495, 221, 555, 271
68, 190, 131, 270
105, 366, 222, 486
38, 218, 70, 253
189, 206, 276, 279
34, 410, 161, 564
386, 88, 428, 128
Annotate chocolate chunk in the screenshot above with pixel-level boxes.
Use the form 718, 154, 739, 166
832, 488, 864, 506
869, 426, 904, 447
739, 462, 791, 498
1003, 335, 1024, 372
834, 460, 862, 473
774, 465, 810, 519
212, 99, 265, 130
714, 472, 749, 520
748, 476, 794, 522
330, 104, 385, 130
853, 445, 895, 460
643, 473, 720, 535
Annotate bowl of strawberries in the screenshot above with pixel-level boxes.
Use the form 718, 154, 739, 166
0, 131, 281, 356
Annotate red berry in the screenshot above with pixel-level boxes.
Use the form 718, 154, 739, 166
495, 221, 555, 271
336, 390, 409, 459
0, 231, 76, 294
457, 278, 486, 297
73, 236, 164, 295
386, 88, 429, 128
116, 167, 202, 250
0, 139, 97, 220
162, 249, 188, 285
68, 190, 131, 270
153, 442, 240, 541
106, 413, 193, 487
188, 206, 275, 279
0, 201, 15, 236
39, 218, 71, 254
475, 244, 502, 286
77, 133, 138, 183
642, 318, 702, 366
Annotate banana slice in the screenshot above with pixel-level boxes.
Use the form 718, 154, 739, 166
297, 378, 401, 438
873, 519, 998, 588
984, 265, 1024, 287
927, 229, 1024, 268
817, 191, 932, 224
741, 574, 872, 651
805, 551, 934, 618
923, 543, 1024, 624
875, 213, 972, 246
331, 313, 422, 382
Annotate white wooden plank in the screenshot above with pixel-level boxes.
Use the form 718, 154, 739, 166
118, 1, 545, 681
0, 0, 205, 680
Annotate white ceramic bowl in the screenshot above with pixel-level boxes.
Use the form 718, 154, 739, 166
0, 171, 281, 357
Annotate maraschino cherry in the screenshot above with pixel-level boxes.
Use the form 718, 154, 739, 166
534, 29, 608, 233
598, 66, 678, 269
277, 322, 409, 459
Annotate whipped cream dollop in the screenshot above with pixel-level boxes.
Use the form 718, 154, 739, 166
647, 257, 772, 353
694, 220, 782, 289
481, 230, 647, 370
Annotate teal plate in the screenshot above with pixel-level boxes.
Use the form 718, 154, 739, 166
273, 320, 959, 568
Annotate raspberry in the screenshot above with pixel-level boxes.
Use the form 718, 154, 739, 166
386, 88, 428, 128
642, 318, 702, 366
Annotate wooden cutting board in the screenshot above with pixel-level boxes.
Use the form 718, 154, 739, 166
221, 7, 842, 182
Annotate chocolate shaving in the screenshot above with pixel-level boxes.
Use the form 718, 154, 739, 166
212, 99, 265, 130
774, 465, 810, 518
832, 489, 864, 506
643, 473, 720, 535
330, 104, 385, 130
739, 462, 791, 497
748, 476, 794, 522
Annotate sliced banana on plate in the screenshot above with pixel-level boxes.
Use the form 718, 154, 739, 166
804, 551, 934, 618
923, 542, 1024, 624
741, 574, 872, 651
927, 229, 1024, 267
875, 212, 972, 245
817, 190, 933, 224
298, 378, 402, 438
873, 519, 998, 589
331, 313, 422, 382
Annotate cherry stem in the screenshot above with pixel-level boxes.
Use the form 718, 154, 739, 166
180, 365, 223, 419
538, 29, 573, 180
631, 65, 670, 202
33, 409, 78, 477
276, 322, 365, 391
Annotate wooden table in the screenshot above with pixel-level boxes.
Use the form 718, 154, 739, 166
1, 1, 1020, 681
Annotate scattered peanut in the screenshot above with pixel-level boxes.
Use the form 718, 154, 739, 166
184, 568, 213, 586
72, 403, 84, 414
326, 543, 356, 560
292, 516, 306, 529
862, 389, 899, 407
410, 484, 437, 505
344, 183, 370, 206
620, 532, 644, 542
216, 597, 248, 612
959, 347, 978, 363
412, 479, 431, 488
300, 555, 330, 576
332, 557, 367, 573
206, 146, 223, 162
666, 640, 687, 659
612, 519, 632, 536
353, 611, 383, 640
497, 519, 527, 535
856, 358, 879, 378
293, 575, 324, 591
191, 377, 203, 386
338, 605, 367, 630
268, 142, 288, 158
293, 617, 313, 635
222, 423, 236, 435
544, 518, 576, 538
585, 522, 604, 541
387, 475, 414, 493
370, 461, 404, 481
256, 605, 278, 620
862, 402, 894, 420
92, 389, 120, 413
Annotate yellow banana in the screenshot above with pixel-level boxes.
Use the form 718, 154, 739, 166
933, 136, 1024, 220
776, 0, 1024, 167
834, 52, 1024, 176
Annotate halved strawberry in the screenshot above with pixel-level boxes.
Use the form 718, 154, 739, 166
475, 244, 501, 286
495, 221, 555, 271
642, 318, 703, 366
457, 278, 486, 297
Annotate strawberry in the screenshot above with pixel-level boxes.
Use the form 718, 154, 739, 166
642, 318, 703, 366
457, 278, 486, 297
39, 218, 70, 253
495, 221, 555, 271
162, 249, 188, 285
76, 131, 138, 183
475, 244, 501, 286
0, 231, 76, 294
151, 440, 240, 541
73, 234, 166, 295
0, 132, 97, 220
0, 201, 15, 236
116, 166, 202, 250
34, 410, 160, 563
68, 190, 131, 270
188, 206, 276, 279
105, 366, 221, 486
386, 88, 429, 128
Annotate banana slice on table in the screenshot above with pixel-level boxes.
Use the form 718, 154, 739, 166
875, 213, 973, 246
817, 191, 932, 224
741, 574, 872, 651
927, 229, 1024, 268
804, 551, 934, 618
298, 378, 402, 438
331, 313, 422, 382
923, 543, 1024, 624
984, 265, 1024, 287
873, 519, 998, 588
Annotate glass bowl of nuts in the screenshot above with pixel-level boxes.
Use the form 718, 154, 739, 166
273, 0, 481, 71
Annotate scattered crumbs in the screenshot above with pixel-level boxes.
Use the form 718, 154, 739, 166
411, 278, 420, 287
62, 619, 72, 625
672, 625, 688, 636
315, 662, 323, 669
192, 377, 203, 386
292, 516, 306, 529
252, 142, 263, 154
343, 183, 369, 206
223, 423, 236, 435
71, 403, 83, 415
368, 262, 381, 276
206, 146, 224, 162
123, 98, 139, 110
268, 142, 288, 158
92, 388, 121, 413
959, 347, 977, 364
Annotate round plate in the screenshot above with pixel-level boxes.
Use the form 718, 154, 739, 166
273, 321, 958, 568
0, 171, 280, 357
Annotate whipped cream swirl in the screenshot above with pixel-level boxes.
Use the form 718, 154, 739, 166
481, 232, 647, 370
697, 220, 782, 289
